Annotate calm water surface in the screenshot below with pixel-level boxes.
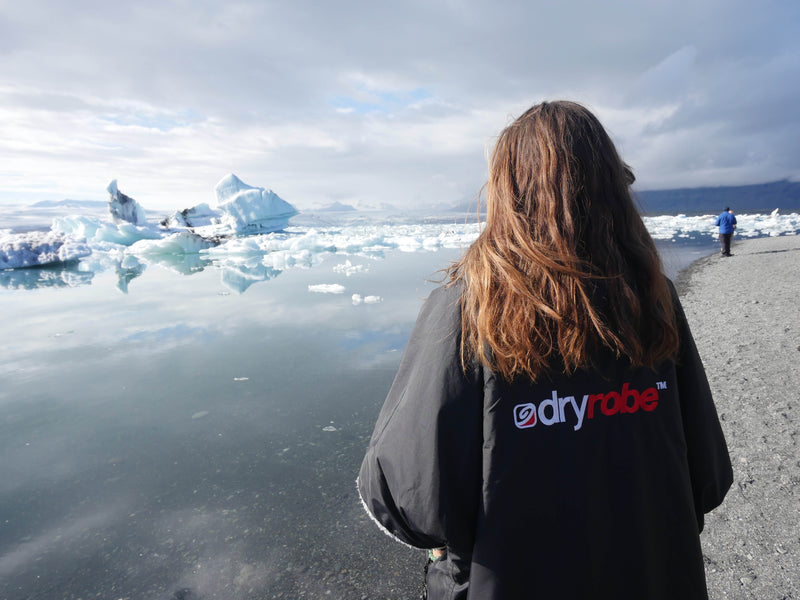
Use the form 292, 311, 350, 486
1, 248, 460, 600
0, 238, 710, 599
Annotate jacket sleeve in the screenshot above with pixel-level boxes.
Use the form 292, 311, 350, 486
357, 285, 484, 552
672, 288, 734, 531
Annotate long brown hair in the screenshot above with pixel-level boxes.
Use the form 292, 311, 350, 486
448, 101, 679, 381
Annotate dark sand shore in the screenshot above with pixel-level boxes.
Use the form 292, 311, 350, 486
677, 234, 800, 599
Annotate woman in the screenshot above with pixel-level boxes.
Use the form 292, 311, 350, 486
357, 101, 732, 599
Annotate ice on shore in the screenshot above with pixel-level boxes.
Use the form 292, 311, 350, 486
0, 231, 92, 269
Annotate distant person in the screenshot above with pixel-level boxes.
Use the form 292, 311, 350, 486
715, 207, 737, 256
358, 101, 732, 599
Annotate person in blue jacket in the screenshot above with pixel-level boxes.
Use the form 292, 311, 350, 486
358, 101, 732, 600
715, 207, 737, 256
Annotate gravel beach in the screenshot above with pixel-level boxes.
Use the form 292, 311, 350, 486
677, 234, 800, 599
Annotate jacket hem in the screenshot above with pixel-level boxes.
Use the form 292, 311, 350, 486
355, 477, 419, 550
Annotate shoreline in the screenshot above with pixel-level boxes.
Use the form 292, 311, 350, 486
675, 234, 800, 598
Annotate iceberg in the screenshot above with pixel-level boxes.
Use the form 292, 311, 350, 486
0, 231, 92, 269
162, 174, 298, 234
213, 174, 298, 232
107, 180, 147, 226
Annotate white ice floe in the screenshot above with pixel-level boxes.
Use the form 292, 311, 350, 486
0, 231, 92, 269
333, 260, 368, 276
52, 215, 163, 246
352, 294, 383, 305
734, 209, 800, 237
309, 283, 346, 294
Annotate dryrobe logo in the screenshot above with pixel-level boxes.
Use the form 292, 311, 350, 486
513, 381, 665, 432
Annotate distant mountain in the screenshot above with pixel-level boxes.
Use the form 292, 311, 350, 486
443, 198, 485, 213
29, 199, 107, 209
316, 201, 356, 212
636, 180, 800, 215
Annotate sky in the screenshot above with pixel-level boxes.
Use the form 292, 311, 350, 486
1, 0, 798, 212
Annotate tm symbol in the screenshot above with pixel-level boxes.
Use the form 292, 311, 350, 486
656, 381, 668, 390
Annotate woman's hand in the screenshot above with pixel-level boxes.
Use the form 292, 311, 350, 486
428, 547, 446, 560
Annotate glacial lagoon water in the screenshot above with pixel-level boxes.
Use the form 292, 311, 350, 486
1, 246, 458, 599
2, 207, 792, 598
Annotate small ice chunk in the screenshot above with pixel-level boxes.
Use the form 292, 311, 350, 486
308, 283, 345, 294
191, 411, 210, 420
333, 260, 367, 276
322, 425, 337, 432
352, 293, 382, 304
163, 203, 217, 228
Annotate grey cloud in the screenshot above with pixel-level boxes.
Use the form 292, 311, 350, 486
0, 0, 798, 208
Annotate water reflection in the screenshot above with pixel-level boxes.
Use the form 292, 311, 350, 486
149, 253, 213, 276
220, 263, 282, 294
1, 253, 289, 295
2, 248, 394, 296
0, 249, 449, 599
0, 264, 94, 290
2, 234, 710, 299
115, 256, 146, 293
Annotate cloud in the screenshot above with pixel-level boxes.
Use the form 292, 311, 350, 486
0, 0, 798, 210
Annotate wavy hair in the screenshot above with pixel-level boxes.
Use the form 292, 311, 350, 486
448, 101, 679, 381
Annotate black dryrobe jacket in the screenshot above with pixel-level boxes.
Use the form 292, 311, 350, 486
357, 282, 733, 600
